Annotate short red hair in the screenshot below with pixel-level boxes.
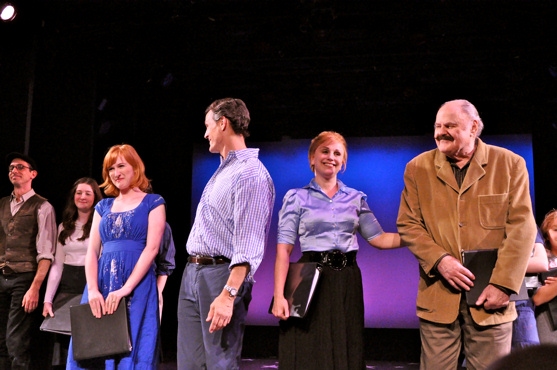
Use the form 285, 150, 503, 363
308, 131, 348, 173
100, 144, 150, 196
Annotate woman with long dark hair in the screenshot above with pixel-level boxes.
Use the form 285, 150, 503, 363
42, 177, 102, 368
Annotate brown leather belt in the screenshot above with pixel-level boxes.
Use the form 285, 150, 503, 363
188, 255, 231, 265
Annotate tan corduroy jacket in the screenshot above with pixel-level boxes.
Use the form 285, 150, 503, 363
397, 138, 537, 326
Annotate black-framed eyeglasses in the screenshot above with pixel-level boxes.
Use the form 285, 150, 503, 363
8, 164, 32, 172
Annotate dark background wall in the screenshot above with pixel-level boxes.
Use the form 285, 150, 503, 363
1, 0, 557, 362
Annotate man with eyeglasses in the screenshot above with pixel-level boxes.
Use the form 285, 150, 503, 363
0, 152, 56, 369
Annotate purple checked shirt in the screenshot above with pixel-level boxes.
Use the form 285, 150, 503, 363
186, 148, 275, 280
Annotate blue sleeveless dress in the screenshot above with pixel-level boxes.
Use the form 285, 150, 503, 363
67, 193, 165, 370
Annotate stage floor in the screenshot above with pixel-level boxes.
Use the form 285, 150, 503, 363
159, 358, 420, 369
157, 326, 424, 369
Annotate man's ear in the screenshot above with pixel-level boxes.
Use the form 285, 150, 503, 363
470, 120, 479, 136
220, 116, 228, 131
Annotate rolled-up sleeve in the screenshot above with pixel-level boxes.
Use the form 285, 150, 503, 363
36, 202, 56, 262
231, 170, 275, 276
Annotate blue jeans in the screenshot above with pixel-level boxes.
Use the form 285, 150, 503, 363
512, 299, 540, 350
177, 263, 252, 370
0, 272, 36, 370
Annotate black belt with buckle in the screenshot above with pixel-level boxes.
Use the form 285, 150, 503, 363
188, 255, 231, 265
0, 267, 14, 276
303, 250, 357, 271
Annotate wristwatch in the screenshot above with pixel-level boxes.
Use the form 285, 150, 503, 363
224, 285, 238, 298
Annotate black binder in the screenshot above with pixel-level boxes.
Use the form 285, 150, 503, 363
70, 300, 132, 361
462, 249, 528, 306
40, 293, 82, 335
269, 262, 322, 318
539, 268, 557, 282
539, 268, 557, 329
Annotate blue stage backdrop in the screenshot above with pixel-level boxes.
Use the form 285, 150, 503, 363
191, 134, 534, 328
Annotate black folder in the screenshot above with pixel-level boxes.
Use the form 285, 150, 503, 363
538, 268, 557, 329
70, 300, 132, 361
40, 293, 83, 335
540, 268, 557, 282
269, 262, 322, 318
462, 249, 528, 306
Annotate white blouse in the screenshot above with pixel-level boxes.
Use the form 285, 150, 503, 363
44, 222, 88, 303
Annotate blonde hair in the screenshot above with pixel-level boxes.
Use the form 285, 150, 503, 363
308, 131, 347, 173
100, 144, 151, 196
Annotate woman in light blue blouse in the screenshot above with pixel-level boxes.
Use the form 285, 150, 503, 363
271, 131, 402, 369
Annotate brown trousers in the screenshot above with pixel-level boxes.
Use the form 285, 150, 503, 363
419, 297, 512, 370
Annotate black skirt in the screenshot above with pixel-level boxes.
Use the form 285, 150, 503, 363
278, 254, 365, 370
50, 264, 86, 367
57, 264, 86, 294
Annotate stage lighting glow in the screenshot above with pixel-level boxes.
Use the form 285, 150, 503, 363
0, 3, 16, 22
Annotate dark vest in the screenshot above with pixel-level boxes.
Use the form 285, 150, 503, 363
0, 194, 46, 273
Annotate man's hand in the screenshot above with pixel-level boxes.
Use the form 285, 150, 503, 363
437, 255, 475, 291
21, 287, 39, 313
206, 293, 234, 333
476, 284, 510, 310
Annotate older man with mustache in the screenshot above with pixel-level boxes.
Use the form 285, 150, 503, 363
397, 99, 537, 370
